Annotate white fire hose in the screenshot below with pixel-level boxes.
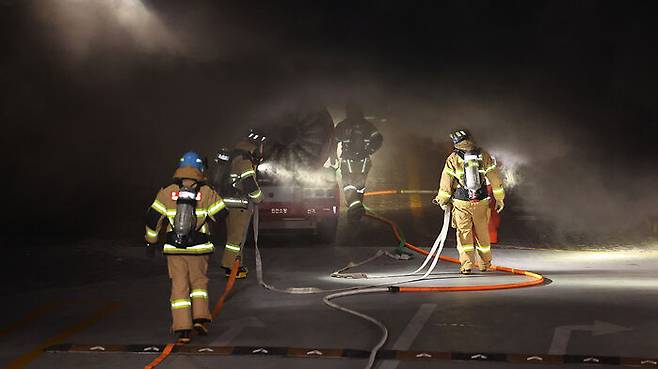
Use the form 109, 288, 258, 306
252, 203, 453, 369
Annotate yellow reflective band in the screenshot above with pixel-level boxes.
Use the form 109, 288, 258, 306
241, 170, 256, 178
200, 224, 209, 234
207, 200, 226, 216
195, 209, 208, 217
459, 244, 475, 252
190, 290, 208, 299
166, 209, 177, 216
485, 164, 497, 173
444, 168, 457, 177
171, 299, 191, 309
438, 190, 451, 198
349, 200, 361, 208
493, 188, 505, 194
225, 244, 241, 252
249, 189, 262, 199
477, 246, 491, 253
145, 227, 158, 238
151, 200, 167, 215
163, 243, 215, 254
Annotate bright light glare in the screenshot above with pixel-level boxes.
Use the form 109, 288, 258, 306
259, 161, 336, 187
37, 0, 181, 59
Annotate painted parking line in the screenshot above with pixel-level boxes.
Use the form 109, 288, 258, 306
0, 300, 63, 338
45, 343, 658, 367
2, 302, 120, 369
377, 303, 436, 369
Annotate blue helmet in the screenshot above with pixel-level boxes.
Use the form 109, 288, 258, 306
178, 151, 205, 172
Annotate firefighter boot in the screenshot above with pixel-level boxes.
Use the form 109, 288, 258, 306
193, 319, 210, 336
176, 330, 192, 344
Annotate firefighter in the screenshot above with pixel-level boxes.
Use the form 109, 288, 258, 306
433, 130, 505, 274
218, 130, 266, 279
335, 102, 383, 221
145, 151, 228, 343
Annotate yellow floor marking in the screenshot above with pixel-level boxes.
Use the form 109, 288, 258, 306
0, 301, 63, 338
2, 302, 120, 369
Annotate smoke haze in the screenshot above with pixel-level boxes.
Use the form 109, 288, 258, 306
2, 0, 657, 244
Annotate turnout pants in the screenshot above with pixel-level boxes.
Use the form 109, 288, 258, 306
221, 204, 254, 269
167, 254, 211, 331
341, 158, 371, 211
452, 199, 492, 271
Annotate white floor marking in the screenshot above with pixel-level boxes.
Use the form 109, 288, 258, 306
377, 303, 437, 369
549, 320, 631, 355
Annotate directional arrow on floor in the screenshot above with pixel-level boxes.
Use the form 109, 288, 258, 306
548, 321, 631, 355
212, 316, 265, 346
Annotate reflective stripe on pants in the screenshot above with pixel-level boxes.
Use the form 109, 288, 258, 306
167, 254, 211, 331
222, 204, 254, 268
453, 199, 492, 270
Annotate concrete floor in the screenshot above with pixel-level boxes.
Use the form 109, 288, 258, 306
2, 196, 658, 369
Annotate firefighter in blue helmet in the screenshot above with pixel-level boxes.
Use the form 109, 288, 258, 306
145, 151, 228, 343
335, 102, 383, 221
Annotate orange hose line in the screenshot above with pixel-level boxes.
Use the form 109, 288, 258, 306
142, 258, 241, 369
363, 190, 399, 197
143, 343, 176, 369
211, 258, 240, 318
364, 210, 545, 293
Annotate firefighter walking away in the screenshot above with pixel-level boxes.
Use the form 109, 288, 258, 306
145, 151, 228, 343
433, 129, 505, 274
335, 102, 383, 222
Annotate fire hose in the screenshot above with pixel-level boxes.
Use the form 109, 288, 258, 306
145, 189, 544, 369
254, 190, 544, 369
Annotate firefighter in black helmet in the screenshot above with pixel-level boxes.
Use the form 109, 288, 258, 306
335, 102, 383, 221
217, 130, 266, 279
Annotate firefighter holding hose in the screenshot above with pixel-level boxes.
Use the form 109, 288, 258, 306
335, 102, 383, 222
213, 130, 266, 279
433, 130, 505, 274
145, 151, 228, 343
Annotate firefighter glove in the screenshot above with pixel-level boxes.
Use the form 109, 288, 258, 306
432, 196, 449, 211
495, 200, 505, 213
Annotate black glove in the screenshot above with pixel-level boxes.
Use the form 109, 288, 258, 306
145, 243, 157, 258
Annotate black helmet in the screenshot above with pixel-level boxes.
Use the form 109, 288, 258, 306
247, 129, 267, 144
246, 129, 267, 164
450, 129, 471, 145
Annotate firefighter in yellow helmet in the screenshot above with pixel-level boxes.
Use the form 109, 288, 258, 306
215, 130, 265, 279
433, 130, 505, 274
145, 151, 228, 343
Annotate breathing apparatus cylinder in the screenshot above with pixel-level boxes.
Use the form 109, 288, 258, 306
173, 186, 197, 246
463, 152, 482, 192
